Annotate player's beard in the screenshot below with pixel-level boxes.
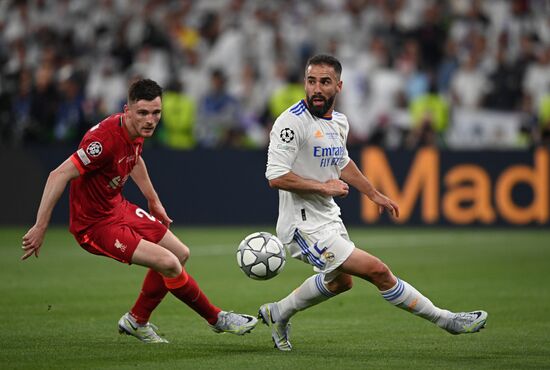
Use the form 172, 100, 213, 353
306, 94, 335, 118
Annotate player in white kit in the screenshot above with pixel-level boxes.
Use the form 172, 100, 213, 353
258, 55, 488, 351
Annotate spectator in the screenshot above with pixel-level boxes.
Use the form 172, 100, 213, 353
535, 92, 550, 146
340, 35, 388, 144
523, 47, 550, 115
437, 39, 460, 94
25, 63, 59, 143
53, 70, 86, 143
85, 57, 126, 118
483, 44, 524, 111
396, 39, 429, 102
11, 69, 33, 144
158, 81, 196, 150
406, 81, 449, 148
450, 52, 489, 108
413, 2, 447, 71
268, 70, 304, 122
0, 0, 549, 149
195, 69, 243, 148
233, 62, 270, 147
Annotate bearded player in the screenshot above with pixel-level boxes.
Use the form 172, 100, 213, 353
258, 55, 487, 351
21, 79, 257, 343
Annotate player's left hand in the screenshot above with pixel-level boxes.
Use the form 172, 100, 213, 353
148, 200, 173, 227
371, 192, 400, 218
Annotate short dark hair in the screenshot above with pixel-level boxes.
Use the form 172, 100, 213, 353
128, 79, 163, 103
305, 54, 342, 79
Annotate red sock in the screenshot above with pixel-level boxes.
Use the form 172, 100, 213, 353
163, 270, 221, 325
130, 269, 169, 324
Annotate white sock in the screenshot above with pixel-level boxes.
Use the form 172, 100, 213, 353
275, 274, 336, 321
380, 278, 452, 327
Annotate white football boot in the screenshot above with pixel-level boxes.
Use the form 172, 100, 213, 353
118, 312, 169, 343
211, 311, 258, 335
442, 310, 488, 334
258, 303, 292, 351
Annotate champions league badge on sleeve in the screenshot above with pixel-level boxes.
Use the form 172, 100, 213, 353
280, 128, 295, 143
86, 141, 103, 157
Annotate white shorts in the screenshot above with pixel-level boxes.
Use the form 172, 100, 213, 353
286, 221, 355, 283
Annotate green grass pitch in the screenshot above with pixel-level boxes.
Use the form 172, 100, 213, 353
1, 226, 549, 369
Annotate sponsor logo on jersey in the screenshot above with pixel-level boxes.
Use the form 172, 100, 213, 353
86, 141, 103, 157
313, 146, 345, 157
280, 128, 295, 143
77, 148, 91, 165
313, 146, 345, 167
108, 175, 129, 189
108, 176, 121, 189
114, 239, 127, 252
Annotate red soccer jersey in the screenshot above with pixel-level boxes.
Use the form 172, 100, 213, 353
69, 113, 144, 234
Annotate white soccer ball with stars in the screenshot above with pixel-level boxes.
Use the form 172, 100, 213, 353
236, 232, 286, 280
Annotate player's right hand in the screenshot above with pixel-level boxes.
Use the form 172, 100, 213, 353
21, 225, 46, 260
370, 191, 400, 218
148, 200, 173, 227
323, 179, 349, 197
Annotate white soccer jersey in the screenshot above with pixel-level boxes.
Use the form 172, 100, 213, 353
266, 100, 351, 243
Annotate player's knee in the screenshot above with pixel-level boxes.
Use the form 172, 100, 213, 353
327, 275, 353, 294
156, 254, 182, 277
332, 278, 353, 294
178, 245, 190, 265
340, 276, 354, 292
368, 259, 392, 286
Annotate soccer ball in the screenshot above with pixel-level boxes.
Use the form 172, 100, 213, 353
236, 232, 286, 280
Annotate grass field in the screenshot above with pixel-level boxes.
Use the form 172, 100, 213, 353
1, 226, 549, 369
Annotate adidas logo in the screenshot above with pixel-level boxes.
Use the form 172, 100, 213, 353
314, 130, 324, 138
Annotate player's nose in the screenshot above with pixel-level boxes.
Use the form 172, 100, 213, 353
313, 82, 322, 93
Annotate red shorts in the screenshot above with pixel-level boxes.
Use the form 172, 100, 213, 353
73, 202, 168, 264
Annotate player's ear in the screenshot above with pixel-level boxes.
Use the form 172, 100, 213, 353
337, 80, 343, 93
123, 104, 129, 113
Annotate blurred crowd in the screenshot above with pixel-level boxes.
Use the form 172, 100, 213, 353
1, 0, 550, 149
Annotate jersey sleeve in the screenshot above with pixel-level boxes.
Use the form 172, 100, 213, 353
338, 116, 351, 170
265, 115, 304, 180
70, 130, 112, 175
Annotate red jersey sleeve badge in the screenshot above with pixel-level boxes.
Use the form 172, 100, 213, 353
86, 141, 103, 157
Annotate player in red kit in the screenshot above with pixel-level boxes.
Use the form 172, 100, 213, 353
21, 79, 257, 343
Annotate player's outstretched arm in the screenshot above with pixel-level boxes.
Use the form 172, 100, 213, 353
340, 159, 400, 218
130, 157, 172, 226
21, 158, 80, 260
269, 171, 349, 197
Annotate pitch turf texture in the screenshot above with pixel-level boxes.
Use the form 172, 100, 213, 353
1, 227, 549, 369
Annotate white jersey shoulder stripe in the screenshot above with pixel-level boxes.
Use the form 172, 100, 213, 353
289, 100, 307, 116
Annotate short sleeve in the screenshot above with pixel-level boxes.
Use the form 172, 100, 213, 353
71, 131, 112, 175
265, 115, 304, 180
338, 117, 351, 170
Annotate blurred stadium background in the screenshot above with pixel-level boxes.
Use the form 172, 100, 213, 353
1, 1, 550, 369
0, 0, 549, 227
